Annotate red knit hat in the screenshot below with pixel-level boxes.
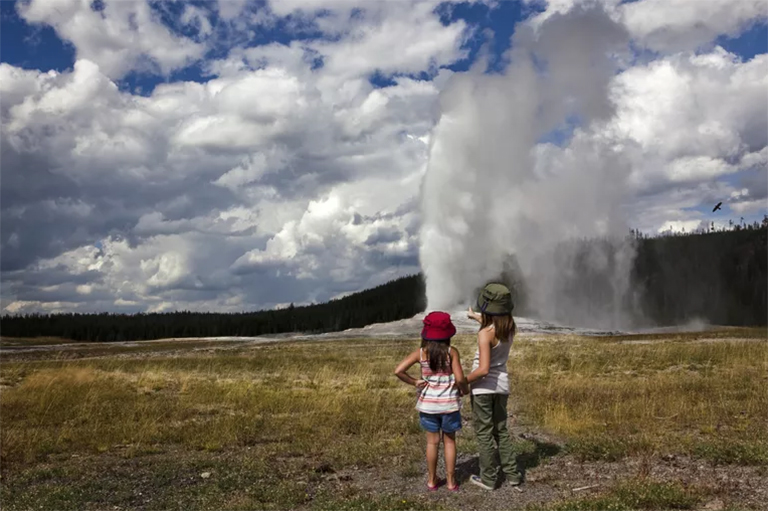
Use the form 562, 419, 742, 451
421, 311, 456, 341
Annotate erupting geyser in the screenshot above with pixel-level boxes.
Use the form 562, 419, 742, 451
419, 7, 640, 329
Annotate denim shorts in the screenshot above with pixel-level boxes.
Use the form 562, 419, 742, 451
419, 411, 462, 433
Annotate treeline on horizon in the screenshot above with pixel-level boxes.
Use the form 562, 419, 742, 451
1, 275, 426, 342
2, 220, 766, 341
532, 221, 767, 329
633, 222, 766, 326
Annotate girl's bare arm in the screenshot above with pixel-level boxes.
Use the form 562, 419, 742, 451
466, 328, 493, 384
394, 349, 424, 387
450, 346, 469, 395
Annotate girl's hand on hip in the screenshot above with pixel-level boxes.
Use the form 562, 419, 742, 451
415, 379, 427, 390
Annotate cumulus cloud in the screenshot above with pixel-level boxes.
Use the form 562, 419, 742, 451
18, 0, 206, 79
527, 0, 768, 52
2, 0, 766, 316
622, 0, 768, 52
312, 3, 469, 80
2, 0, 465, 314
232, 187, 419, 281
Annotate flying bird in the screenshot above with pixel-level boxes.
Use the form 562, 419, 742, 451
712, 202, 722, 212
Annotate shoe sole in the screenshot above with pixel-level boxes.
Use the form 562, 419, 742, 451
469, 478, 494, 491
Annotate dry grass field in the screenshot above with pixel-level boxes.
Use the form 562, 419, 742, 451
1, 328, 766, 510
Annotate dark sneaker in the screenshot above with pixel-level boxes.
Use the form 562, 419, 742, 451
469, 475, 494, 490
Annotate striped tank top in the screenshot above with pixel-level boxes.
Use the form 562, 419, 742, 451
416, 348, 461, 414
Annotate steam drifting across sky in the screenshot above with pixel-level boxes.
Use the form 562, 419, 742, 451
1, 0, 766, 315
420, 7, 632, 314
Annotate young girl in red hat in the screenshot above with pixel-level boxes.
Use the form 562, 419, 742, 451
394, 311, 468, 492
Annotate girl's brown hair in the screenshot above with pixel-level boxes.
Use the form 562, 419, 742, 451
420, 339, 451, 372
481, 313, 516, 342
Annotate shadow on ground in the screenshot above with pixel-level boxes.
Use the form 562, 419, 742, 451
455, 437, 562, 485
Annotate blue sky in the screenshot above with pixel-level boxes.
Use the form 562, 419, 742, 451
3, 1, 765, 83
1, 0, 766, 314
2, 0, 543, 92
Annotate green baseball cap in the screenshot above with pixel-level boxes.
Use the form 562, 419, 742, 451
476, 283, 514, 315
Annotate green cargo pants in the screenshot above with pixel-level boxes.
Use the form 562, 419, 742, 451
471, 393, 521, 488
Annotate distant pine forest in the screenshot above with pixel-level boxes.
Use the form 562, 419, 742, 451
2, 221, 766, 342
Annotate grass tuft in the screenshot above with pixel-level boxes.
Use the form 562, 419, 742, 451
311, 492, 443, 511
527, 479, 702, 511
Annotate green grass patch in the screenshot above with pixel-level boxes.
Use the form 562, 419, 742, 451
311, 491, 446, 511
527, 480, 702, 511
0, 451, 311, 511
511, 337, 768, 463
690, 437, 768, 465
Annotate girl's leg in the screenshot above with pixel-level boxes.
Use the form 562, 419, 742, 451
472, 394, 499, 488
426, 431, 441, 487
493, 394, 521, 484
443, 432, 457, 488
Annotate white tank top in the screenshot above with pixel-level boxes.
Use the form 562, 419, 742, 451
470, 331, 513, 395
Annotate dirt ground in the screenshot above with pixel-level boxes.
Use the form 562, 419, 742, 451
6, 437, 765, 511
332, 426, 768, 511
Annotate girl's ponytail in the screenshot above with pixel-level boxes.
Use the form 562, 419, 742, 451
421, 339, 451, 372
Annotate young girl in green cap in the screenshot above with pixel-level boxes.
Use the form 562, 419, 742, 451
465, 283, 522, 490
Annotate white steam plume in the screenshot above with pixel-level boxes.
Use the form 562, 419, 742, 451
419, 7, 639, 328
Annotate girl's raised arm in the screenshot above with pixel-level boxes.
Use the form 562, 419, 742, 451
394, 349, 424, 388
